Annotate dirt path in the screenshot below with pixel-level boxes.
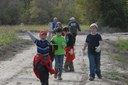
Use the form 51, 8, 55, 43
0, 33, 128, 85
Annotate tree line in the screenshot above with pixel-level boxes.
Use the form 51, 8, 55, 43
0, 0, 128, 30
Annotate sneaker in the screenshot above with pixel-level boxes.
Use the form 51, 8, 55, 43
58, 76, 62, 80
63, 68, 69, 72
69, 69, 75, 72
98, 75, 102, 79
54, 74, 57, 79
89, 77, 94, 81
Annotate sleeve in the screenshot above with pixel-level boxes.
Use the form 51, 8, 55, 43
26, 31, 37, 43
62, 37, 66, 48
76, 22, 81, 31
86, 35, 89, 43
52, 22, 54, 30
69, 34, 74, 48
68, 22, 71, 28
34, 39, 39, 45
98, 34, 102, 41
51, 38, 58, 50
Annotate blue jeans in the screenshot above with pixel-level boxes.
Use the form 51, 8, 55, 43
88, 52, 101, 78
55, 55, 64, 77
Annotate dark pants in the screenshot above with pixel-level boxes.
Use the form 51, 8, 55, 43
72, 33, 77, 46
50, 54, 55, 62
37, 64, 49, 85
88, 52, 101, 78
64, 60, 74, 71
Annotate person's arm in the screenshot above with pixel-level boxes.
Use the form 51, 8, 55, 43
95, 34, 102, 52
76, 22, 81, 31
62, 38, 66, 48
83, 42, 88, 51
26, 31, 37, 42
82, 42, 88, 55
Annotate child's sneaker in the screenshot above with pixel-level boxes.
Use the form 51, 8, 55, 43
89, 77, 94, 81
54, 74, 57, 79
58, 76, 62, 80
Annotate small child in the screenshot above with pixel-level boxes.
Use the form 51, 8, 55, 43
62, 27, 75, 72
51, 28, 66, 80
25, 30, 56, 85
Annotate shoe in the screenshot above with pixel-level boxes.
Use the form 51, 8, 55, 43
89, 77, 94, 81
58, 76, 62, 80
69, 69, 75, 72
98, 75, 102, 79
54, 74, 57, 79
63, 68, 69, 72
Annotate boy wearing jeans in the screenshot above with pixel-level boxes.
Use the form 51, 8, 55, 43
51, 28, 66, 80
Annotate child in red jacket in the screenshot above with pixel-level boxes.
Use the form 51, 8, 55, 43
63, 27, 75, 72
25, 30, 56, 85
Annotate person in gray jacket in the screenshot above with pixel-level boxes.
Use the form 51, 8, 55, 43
68, 17, 81, 46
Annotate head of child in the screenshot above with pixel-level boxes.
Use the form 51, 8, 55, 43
62, 27, 69, 35
55, 28, 62, 36
56, 22, 62, 28
39, 30, 47, 41
90, 23, 98, 34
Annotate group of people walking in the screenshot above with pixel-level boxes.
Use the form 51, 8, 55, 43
24, 17, 102, 85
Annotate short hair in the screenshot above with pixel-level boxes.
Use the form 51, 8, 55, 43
55, 28, 62, 33
63, 27, 69, 32
90, 23, 98, 29
53, 17, 57, 20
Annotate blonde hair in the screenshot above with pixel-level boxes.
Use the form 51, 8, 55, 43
90, 23, 98, 29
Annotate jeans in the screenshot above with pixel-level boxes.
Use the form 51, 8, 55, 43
55, 55, 64, 77
88, 52, 101, 78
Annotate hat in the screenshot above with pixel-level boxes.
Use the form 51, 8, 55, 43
39, 30, 47, 35
53, 17, 57, 20
70, 17, 75, 21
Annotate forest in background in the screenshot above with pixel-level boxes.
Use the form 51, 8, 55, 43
0, 0, 128, 31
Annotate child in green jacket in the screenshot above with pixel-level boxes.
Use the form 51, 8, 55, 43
51, 28, 66, 80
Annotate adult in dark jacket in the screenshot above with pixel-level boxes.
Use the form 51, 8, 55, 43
68, 17, 81, 46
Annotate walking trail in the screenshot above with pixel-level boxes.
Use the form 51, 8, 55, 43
0, 33, 128, 85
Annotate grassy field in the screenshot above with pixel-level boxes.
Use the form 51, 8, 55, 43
115, 40, 128, 51
0, 32, 18, 46
103, 71, 128, 84
0, 25, 89, 32
0, 25, 89, 46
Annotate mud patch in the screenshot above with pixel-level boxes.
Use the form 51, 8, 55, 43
0, 39, 33, 61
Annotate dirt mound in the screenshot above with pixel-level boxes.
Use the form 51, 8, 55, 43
0, 39, 33, 61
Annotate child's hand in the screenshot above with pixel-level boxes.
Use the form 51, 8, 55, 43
62, 42, 65, 46
69, 49, 74, 55
95, 46, 101, 52
82, 49, 86, 56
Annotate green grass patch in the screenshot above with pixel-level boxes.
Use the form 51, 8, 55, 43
0, 25, 89, 32
0, 32, 18, 46
80, 25, 89, 31
112, 54, 128, 67
113, 54, 127, 63
0, 25, 89, 46
0, 25, 48, 32
103, 71, 128, 83
115, 40, 128, 51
